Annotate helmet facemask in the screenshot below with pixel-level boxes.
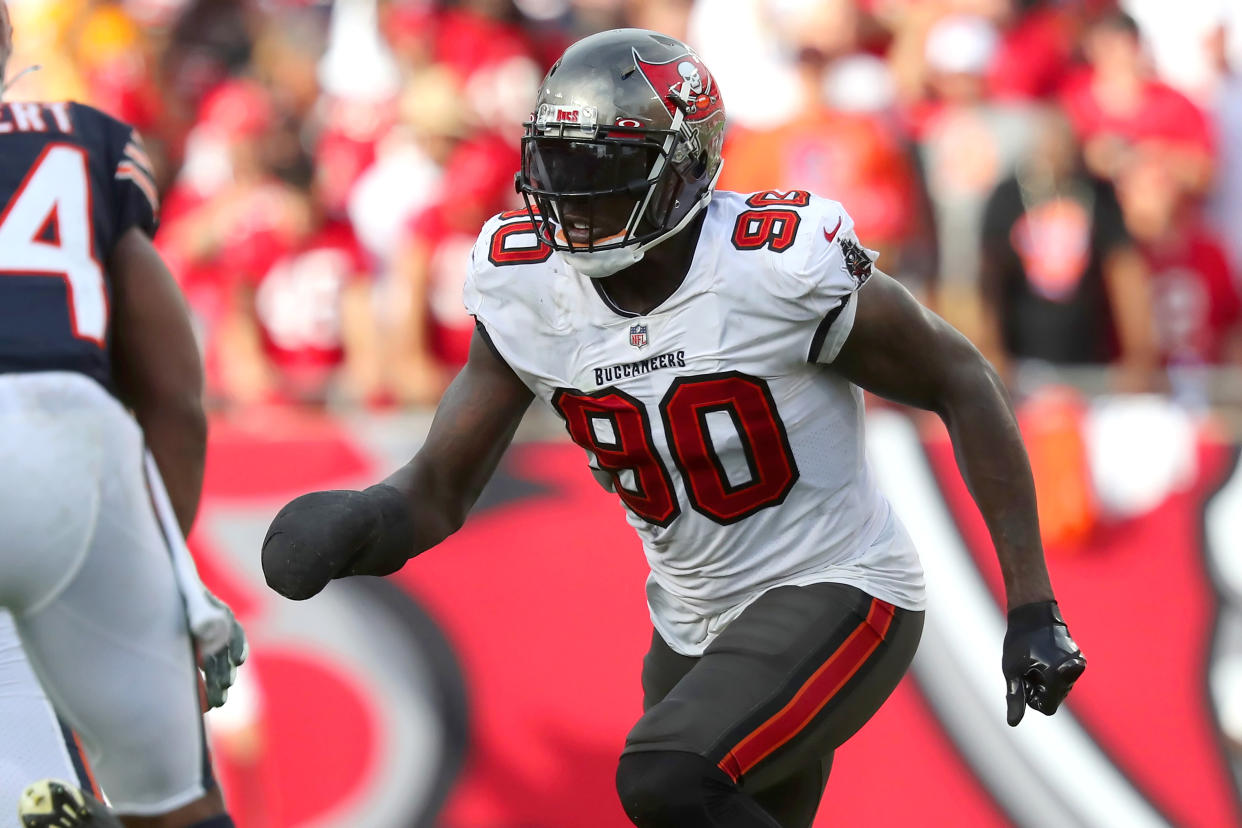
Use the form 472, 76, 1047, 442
517, 107, 712, 277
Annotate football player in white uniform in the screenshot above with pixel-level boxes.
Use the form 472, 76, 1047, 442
262, 29, 1086, 827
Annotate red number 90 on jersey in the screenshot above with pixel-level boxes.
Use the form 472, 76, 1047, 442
553, 372, 799, 526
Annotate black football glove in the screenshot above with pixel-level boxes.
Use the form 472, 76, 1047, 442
1002, 601, 1086, 726
261, 484, 415, 601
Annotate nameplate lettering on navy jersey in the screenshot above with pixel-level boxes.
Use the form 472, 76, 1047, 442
595, 350, 686, 386
0, 102, 73, 135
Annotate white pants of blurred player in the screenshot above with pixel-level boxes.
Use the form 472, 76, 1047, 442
0, 609, 97, 825
0, 372, 211, 817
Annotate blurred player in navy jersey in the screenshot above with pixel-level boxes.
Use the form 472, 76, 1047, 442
263, 28, 1086, 827
0, 3, 244, 827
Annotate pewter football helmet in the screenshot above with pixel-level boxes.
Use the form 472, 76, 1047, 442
516, 29, 726, 270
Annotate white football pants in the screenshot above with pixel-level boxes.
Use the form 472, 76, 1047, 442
0, 371, 211, 815
0, 609, 95, 828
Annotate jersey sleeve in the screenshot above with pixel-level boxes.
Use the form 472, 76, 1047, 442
768, 196, 878, 365
462, 211, 558, 388
462, 213, 520, 364
462, 216, 497, 322
110, 125, 160, 239
70, 103, 160, 247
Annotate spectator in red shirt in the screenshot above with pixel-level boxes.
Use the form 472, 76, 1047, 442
430, 0, 534, 80
221, 182, 383, 407
987, 0, 1079, 101
1060, 10, 1215, 195
161, 76, 384, 408
313, 96, 395, 222
349, 66, 466, 271
156, 79, 306, 404
1116, 149, 1242, 369
388, 131, 519, 405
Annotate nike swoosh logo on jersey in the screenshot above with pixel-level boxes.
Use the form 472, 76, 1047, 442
824, 218, 843, 244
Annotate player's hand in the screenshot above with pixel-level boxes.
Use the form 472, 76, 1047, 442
261, 485, 415, 601
1002, 601, 1086, 726
199, 594, 248, 709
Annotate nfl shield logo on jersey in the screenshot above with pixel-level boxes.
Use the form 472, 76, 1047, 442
629, 323, 649, 349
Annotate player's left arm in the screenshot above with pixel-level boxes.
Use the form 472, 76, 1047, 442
111, 226, 247, 708
99, 115, 206, 534
830, 270, 1086, 726
110, 226, 207, 536
99, 111, 245, 706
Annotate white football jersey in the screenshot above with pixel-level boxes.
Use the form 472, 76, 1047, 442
464, 190, 925, 655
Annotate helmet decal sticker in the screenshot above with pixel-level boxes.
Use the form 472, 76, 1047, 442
632, 49, 723, 122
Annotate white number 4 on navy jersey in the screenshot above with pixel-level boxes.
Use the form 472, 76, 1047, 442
0, 145, 105, 344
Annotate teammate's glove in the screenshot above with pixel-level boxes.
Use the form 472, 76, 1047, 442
199, 593, 248, 709
1002, 601, 1086, 726
261, 484, 415, 601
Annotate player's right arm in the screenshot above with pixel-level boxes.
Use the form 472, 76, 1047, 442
262, 326, 533, 600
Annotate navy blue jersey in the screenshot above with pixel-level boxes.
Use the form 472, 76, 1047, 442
0, 101, 159, 392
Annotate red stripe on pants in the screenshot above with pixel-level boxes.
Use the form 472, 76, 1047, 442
717, 597, 895, 782
73, 731, 99, 797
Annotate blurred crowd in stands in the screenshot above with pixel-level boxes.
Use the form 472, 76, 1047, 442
9, 0, 1242, 411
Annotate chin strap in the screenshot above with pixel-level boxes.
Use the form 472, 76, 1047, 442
560, 244, 647, 279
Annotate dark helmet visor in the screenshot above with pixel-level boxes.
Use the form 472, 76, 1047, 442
520, 136, 674, 249
523, 138, 660, 197
519, 128, 695, 251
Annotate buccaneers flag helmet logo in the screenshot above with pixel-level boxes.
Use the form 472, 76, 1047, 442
633, 49, 722, 122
